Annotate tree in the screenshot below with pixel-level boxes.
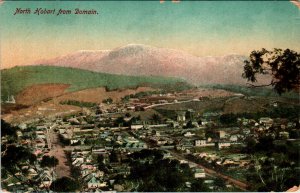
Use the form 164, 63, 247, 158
244, 137, 257, 154
151, 113, 161, 124
190, 179, 210, 192
110, 149, 120, 163
219, 113, 237, 125
102, 97, 113, 104
129, 150, 194, 191
185, 120, 193, 128
2, 145, 38, 190
214, 178, 226, 190
248, 155, 299, 192
114, 116, 125, 127
40, 155, 59, 168
1, 119, 18, 141
243, 48, 300, 94
50, 177, 80, 192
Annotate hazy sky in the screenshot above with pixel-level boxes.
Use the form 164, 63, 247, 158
1, 1, 299, 69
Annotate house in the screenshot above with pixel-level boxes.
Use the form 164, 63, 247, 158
94, 170, 104, 178
85, 174, 107, 189
177, 111, 186, 122
194, 168, 206, 178
58, 129, 66, 134
16, 131, 23, 137
72, 157, 84, 166
18, 123, 27, 130
131, 124, 144, 130
36, 170, 53, 188
163, 152, 172, 159
229, 135, 239, 142
124, 136, 139, 144
81, 168, 92, 177
184, 132, 195, 137
279, 131, 289, 139
259, 117, 273, 127
156, 138, 167, 146
216, 141, 231, 149
195, 139, 206, 147
217, 130, 227, 139
27, 168, 38, 178
34, 139, 46, 148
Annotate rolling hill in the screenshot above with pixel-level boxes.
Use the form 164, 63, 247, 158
1, 65, 191, 102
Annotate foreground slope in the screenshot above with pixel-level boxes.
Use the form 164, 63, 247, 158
1, 65, 190, 102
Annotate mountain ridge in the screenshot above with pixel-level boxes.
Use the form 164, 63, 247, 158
34, 44, 250, 85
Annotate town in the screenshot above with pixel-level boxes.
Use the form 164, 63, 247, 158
2, 89, 299, 192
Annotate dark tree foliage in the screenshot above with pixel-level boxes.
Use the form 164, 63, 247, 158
185, 120, 194, 129
151, 113, 162, 124
219, 113, 237, 125
243, 48, 300, 94
247, 156, 300, 192
1, 119, 18, 140
114, 117, 126, 127
50, 177, 80, 192
190, 179, 210, 192
2, 145, 37, 173
40, 155, 59, 168
128, 149, 208, 192
214, 178, 226, 190
97, 155, 109, 173
245, 137, 300, 191
109, 149, 120, 163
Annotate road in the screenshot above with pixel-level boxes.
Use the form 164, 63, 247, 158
144, 99, 199, 109
168, 150, 249, 191
127, 131, 250, 191
47, 126, 71, 178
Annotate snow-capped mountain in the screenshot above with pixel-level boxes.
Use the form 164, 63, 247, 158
35, 44, 249, 85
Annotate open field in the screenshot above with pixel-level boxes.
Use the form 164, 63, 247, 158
16, 84, 70, 106
1, 65, 190, 102
54, 86, 156, 104
154, 95, 300, 116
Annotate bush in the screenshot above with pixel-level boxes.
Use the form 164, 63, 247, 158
50, 177, 80, 192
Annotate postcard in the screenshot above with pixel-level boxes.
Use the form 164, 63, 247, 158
1, 1, 299, 192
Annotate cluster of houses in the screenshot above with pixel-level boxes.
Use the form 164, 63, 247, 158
1, 122, 57, 192
70, 150, 108, 191
2, 89, 299, 192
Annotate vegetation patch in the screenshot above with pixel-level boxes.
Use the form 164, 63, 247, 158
60, 100, 97, 108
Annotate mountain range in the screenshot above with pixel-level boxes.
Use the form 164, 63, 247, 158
34, 44, 251, 85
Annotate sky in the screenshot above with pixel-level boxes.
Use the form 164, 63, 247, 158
0, 1, 299, 69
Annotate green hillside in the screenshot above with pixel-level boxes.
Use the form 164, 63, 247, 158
201, 84, 299, 99
1, 65, 191, 101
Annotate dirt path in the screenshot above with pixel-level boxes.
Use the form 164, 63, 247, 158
48, 128, 71, 178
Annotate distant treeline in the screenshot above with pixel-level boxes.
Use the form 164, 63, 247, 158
201, 84, 298, 99
220, 106, 300, 125
121, 90, 162, 102
60, 100, 97, 108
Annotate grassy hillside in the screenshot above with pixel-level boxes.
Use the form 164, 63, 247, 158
201, 84, 299, 99
1, 65, 191, 101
